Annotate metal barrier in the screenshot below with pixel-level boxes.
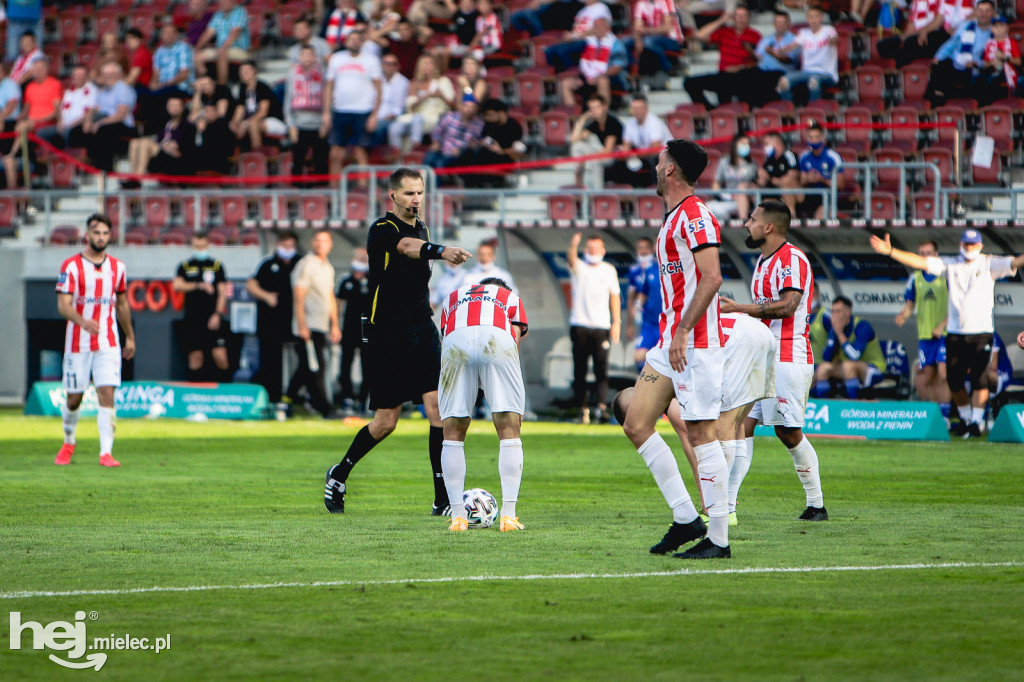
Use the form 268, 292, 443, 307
833, 161, 943, 220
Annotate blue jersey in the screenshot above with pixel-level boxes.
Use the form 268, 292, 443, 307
628, 261, 661, 328
799, 147, 844, 183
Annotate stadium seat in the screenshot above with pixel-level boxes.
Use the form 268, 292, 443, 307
276, 4, 302, 39
634, 194, 663, 221
854, 66, 887, 112
93, 9, 120, 39
590, 194, 621, 221
59, 14, 85, 46
126, 9, 157, 40
517, 72, 546, 110
921, 147, 956, 187
751, 107, 784, 135
219, 195, 248, 228
260, 195, 288, 222
143, 196, 171, 229
124, 226, 156, 245
48, 225, 79, 245
295, 194, 328, 221
871, 149, 905, 193
546, 194, 577, 222
207, 227, 238, 245
840, 106, 875, 156
343, 192, 369, 223
180, 196, 209, 228
239, 230, 261, 246
970, 151, 1002, 186
238, 151, 269, 180
48, 156, 77, 188
912, 193, 940, 219
540, 111, 571, 152
762, 100, 795, 116
664, 111, 696, 140
981, 106, 1014, 157
708, 108, 740, 142
899, 64, 930, 104
797, 107, 829, 142
159, 229, 191, 246
932, 106, 966, 152
887, 106, 920, 155
867, 192, 898, 219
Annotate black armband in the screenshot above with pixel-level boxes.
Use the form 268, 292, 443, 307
420, 242, 446, 259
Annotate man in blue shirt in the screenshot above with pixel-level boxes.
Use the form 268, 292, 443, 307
195, 0, 252, 85
5, 0, 42, 63
813, 296, 885, 399
925, 0, 995, 106
797, 121, 843, 219
735, 10, 799, 107
84, 62, 137, 172
626, 237, 661, 372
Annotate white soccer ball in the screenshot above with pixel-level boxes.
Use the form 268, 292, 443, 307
146, 403, 166, 420
463, 488, 498, 528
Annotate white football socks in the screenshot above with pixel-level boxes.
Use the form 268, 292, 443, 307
638, 433, 698, 525
498, 438, 523, 519
728, 437, 754, 514
61, 403, 80, 445
441, 440, 467, 519
694, 441, 729, 548
788, 436, 824, 508
957, 403, 972, 424
971, 407, 985, 425
97, 407, 115, 455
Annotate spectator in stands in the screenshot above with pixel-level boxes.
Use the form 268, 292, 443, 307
623, 0, 684, 80
388, 54, 455, 152
0, 61, 20, 159
456, 56, 489, 104
368, 0, 404, 50
566, 231, 620, 425
431, 0, 479, 72
797, 121, 843, 219
757, 130, 801, 215
451, 98, 526, 186
776, 6, 838, 104
322, 0, 368, 50
191, 75, 235, 173
813, 295, 885, 398
5, 0, 42, 63
230, 60, 287, 151
185, 0, 214, 47
407, 0, 455, 28
323, 27, 382, 186
925, 0, 994, 106
683, 7, 761, 110
606, 93, 670, 188
707, 133, 758, 219
372, 53, 410, 146
678, 0, 738, 32
424, 92, 483, 169
83, 63, 137, 173
190, 73, 234, 124
126, 94, 197, 182
876, 0, 950, 68
559, 17, 628, 107
196, 0, 252, 85
124, 28, 154, 91
285, 45, 330, 182
4, 58, 60, 187
288, 16, 333, 66
511, 0, 585, 38
54, 65, 95, 150
569, 92, 622, 188
152, 22, 196, 97
545, 0, 613, 74
94, 32, 127, 82
335, 247, 372, 415
730, 10, 798, 108
11, 30, 42, 87
473, 0, 504, 62
978, 15, 1020, 105
384, 19, 432, 79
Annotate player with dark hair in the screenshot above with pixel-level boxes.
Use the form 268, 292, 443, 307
55, 214, 135, 467
621, 138, 732, 560
438, 276, 529, 532
813, 295, 885, 399
721, 199, 828, 522
324, 168, 472, 514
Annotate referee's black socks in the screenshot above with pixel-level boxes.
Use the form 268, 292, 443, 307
331, 425, 379, 483
429, 426, 448, 506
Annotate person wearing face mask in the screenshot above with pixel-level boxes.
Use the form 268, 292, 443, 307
707, 133, 758, 220
870, 229, 1024, 438
567, 232, 621, 425
335, 247, 372, 415
757, 131, 801, 216
459, 241, 517, 292
626, 237, 661, 372
797, 121, 843, 219
173, 231, 230, 382
247, 231, 302, 421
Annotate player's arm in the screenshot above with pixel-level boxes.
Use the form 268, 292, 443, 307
839, 320, 874, 361
869, 233, 932, 271
57, 292, 100, 335
895, 299, 915, 327
567, 232, 581, 270
671, 246, 722, 371
394, 237, 471, 265
1011, 253, 1024, 270
609, 291, 621, 344
115, 293, 136, 360
720, 289, 801, 319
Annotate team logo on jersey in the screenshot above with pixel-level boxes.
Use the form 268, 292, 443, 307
59, 272, 68, 285
687, 217, 707, 234
660, 261, 685, 275
780, 266, 792, 278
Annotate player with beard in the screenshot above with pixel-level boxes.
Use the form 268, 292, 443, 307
720, 200, 827, 521
621, 138, 732, 560
54, 214, 135, 467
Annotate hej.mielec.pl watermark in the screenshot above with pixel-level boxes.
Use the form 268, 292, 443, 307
9, 611, 171, 671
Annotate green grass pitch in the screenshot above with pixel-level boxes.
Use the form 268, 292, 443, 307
1, 408, 1023, 680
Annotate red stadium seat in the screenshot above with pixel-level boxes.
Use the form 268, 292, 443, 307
912, 193, 940, 219
295, 194, 328, 221
540, 111, 571, 150
922, 147, 956, 187
124, 227, 152, 245
517, 72, 546, 110
933, 106, 966, 152
797, 107, 828, 142
238, 151, 269, 180
240, 230, 261, 246
143, 196, 171, 229
207, 227, 238, 245
981, 106, 1014, 155
48, 156, 77, 188
260, 195, 288, 221
664, 111, 696, 140
888, 105, 920, 155
762, 100, 795, 116
590, 194, 621, 221
159, 230, 190, 246
854, 66, 887, 112
59, 14, 85, 45
634, 194, 663, 221
93, 9, 120, 39
970, 150, 1002, 186
49, 225, 80, 245
871, 149, 904, 191
899, 64, 930, 103
126, 9, 157, 40
219, 194, 248, 228
840, 106, 874, 156
181, 196, 210, 228
343, 192, 369, 223
0, 196, 21, 227
708, 108, 739, 141
867, 192, 898, 219
277, 4, 302, 39
546, 194, 577, 222
751, 107, 784, 135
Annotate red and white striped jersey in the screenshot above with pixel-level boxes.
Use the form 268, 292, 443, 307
656, 195, 725, 350
908, 0, 940, 30
56, 253, 127, 354
440, 283, 528, 341
720, 312, 739, 343
750, 242, 814, 364
633, 0, 684, 45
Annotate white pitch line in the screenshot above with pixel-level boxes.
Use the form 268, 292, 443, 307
1, 561, 1020, 601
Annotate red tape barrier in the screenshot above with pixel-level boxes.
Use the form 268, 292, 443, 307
6, 118, 958, 187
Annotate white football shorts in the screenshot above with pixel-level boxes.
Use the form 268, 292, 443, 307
62, 348, 122, 392
645, 344, 724, 422
723, 316, 777, 411
749, 361, 814, 427
439, 326, 525, 419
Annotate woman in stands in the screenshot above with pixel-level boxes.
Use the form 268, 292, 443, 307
387, 54, 456, 153
708, 133, 758, 220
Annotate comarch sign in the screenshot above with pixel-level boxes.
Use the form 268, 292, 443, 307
25, 382, 269, 420
755, 399, 949, 441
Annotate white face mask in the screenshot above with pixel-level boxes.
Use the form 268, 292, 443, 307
960, 247, 981, 261
351, 260, 369, 273
637, 254, 654, 267
276, 247, 296, 260
584, 253, 604, 265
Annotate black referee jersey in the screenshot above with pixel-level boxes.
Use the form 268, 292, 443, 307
366, 212, 434, 327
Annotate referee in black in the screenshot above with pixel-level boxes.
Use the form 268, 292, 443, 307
324, 167, 472, 514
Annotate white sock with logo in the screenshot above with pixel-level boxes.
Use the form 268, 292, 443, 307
62, 403, 81, 445
971, 407, 985, 425
441, 440, 467, 519
498, 438, 523, 518
638, 433, 698, 524
788, 436, 823, 508
695, 441, 729, 547
728, 437, 755, 514
97, 407, 115, 455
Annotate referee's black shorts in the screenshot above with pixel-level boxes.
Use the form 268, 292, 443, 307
945, 332, 993, 393
179, 318, 229, 354
366, 321, 442, 410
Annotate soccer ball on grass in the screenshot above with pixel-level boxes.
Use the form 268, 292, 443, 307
463, 488, 498, 528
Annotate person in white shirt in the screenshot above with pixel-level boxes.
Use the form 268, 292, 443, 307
460, 241, 517, 292
430, 261, 466, 310
322, 27, 382, 185
610, 93, 671, 187
51, 65, 95, 149
371, 53, 410, 146
567, 232, 621, 424
870, 229, 1024, 438
777, 7, 838, 104
287, 16, 333, 65
544, 0, 613, 73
